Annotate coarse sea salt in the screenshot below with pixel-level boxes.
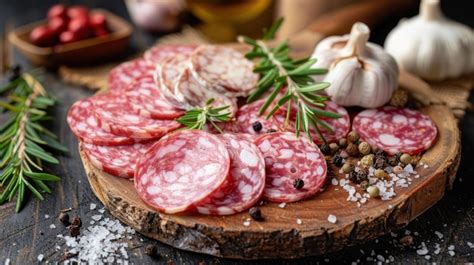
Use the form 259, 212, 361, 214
327, 214, 337, 224
57, 214, 135, 263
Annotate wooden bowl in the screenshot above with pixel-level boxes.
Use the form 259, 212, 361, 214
8, 9, 132, 67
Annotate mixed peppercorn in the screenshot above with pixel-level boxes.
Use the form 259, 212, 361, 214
321, 130, 420, 199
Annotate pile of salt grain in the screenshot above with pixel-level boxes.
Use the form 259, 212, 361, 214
335, 163, 421, 206
57, 213, 135, 263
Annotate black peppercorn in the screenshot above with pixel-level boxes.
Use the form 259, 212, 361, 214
332, 155, 343, 167
249, 207, 264, 221
374, 157, 387, 169
145, 244, 161, 258
375, 149, 387, 158
59, 212, 70, 225
69, 225, 80, 237
320, 144, 331, 155
71, 216, 82, 228
252, 121, 263, 132
293, 178, 305, 190
349, 169, 368, 184
8, 65, 22, 82
267, 129, 277, 133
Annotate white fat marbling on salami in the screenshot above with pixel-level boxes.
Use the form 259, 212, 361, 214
67, 99, 143, 146
352, 106, 437, 155
91, 92, 180, 139
196, 134, 265, 215
82, 142, 153, 178
175, 68, 238, 115
125, 75, 184, 119
108, 59, 155, 91
144, 44, 196, 64
254, 132, 327, 203
135, 130, 230, 214
189, 45, 258, 97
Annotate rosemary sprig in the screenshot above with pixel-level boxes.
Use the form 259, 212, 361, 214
238, 18, 341, 142
0, 71, 67, 212
177, 98, 231, 133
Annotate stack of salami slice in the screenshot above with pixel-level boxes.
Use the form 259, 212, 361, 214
67, 44, 438, 216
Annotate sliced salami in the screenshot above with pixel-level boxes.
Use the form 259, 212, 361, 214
134, 130, 230, 214
82, 142, 153, 178
190, 45, 258, 96
91, 92, 181, 139
144, 44, 196, 64
175, 68, 238, 114
155, 53, 194, 108
196, 134, 265, 215
67, 99, 140, 146
352, 107, 437, 155
235, 99, 285, 135
255, 132, 327, 203
108, 59, 154, 91
276, 101, 351, 144
125, 75, 184, 119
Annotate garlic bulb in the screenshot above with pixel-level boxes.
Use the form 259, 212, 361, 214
384, 0, 474, 81
311, 22, 399, 108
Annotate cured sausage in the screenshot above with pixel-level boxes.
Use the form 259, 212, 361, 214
108, 59, 154, 91
67, 99, 141, 146
144, 44, 196, 64
255, 132, 327, 202
91, 92, 181, 139
82, 142, 153, 178
352, 107, 437, 155
134, 130, 230, 214
196, 134, 265, 215
189, 45, 258, 96
125, 75, 184, 119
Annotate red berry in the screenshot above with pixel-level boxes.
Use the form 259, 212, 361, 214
68, 18, 90, 39
93, 27, 109, 37
30, 25, 56, 47
48, 17, 68, 35
59, 31, 78, 44
89, 13, 107, 29
48, 4, 67, 19
67, 6, 89, 20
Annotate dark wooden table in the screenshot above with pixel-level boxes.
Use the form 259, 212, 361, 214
1, 1, 472, 264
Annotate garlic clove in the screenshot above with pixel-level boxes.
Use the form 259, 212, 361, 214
311, 22, 399, 108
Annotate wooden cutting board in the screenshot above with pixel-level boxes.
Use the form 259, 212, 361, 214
79, 0, 462, 259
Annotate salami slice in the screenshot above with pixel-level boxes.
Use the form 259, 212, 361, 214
125, 75, 184, 119
276, 101, 351, 144
190, 45, 258, 96
352, 107, 437, 155
155, 53, 194, 108
67, 99, 141, 146
144, 44, 196, 64
134, 130, 230, 214
196, 134, 265, 215
108, 59, 154, 91
82, 142, 153, 178
175, 68, 238, 114
91, 92, 181, 139
255, 132, 327, 203
235, 99, 285, 135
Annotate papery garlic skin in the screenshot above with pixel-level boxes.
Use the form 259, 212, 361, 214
384, 0, 474, 81
311, 22, 399, 108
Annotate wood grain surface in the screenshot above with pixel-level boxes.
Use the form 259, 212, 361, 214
1, 1, 473, 264
80, 75, 461, 259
